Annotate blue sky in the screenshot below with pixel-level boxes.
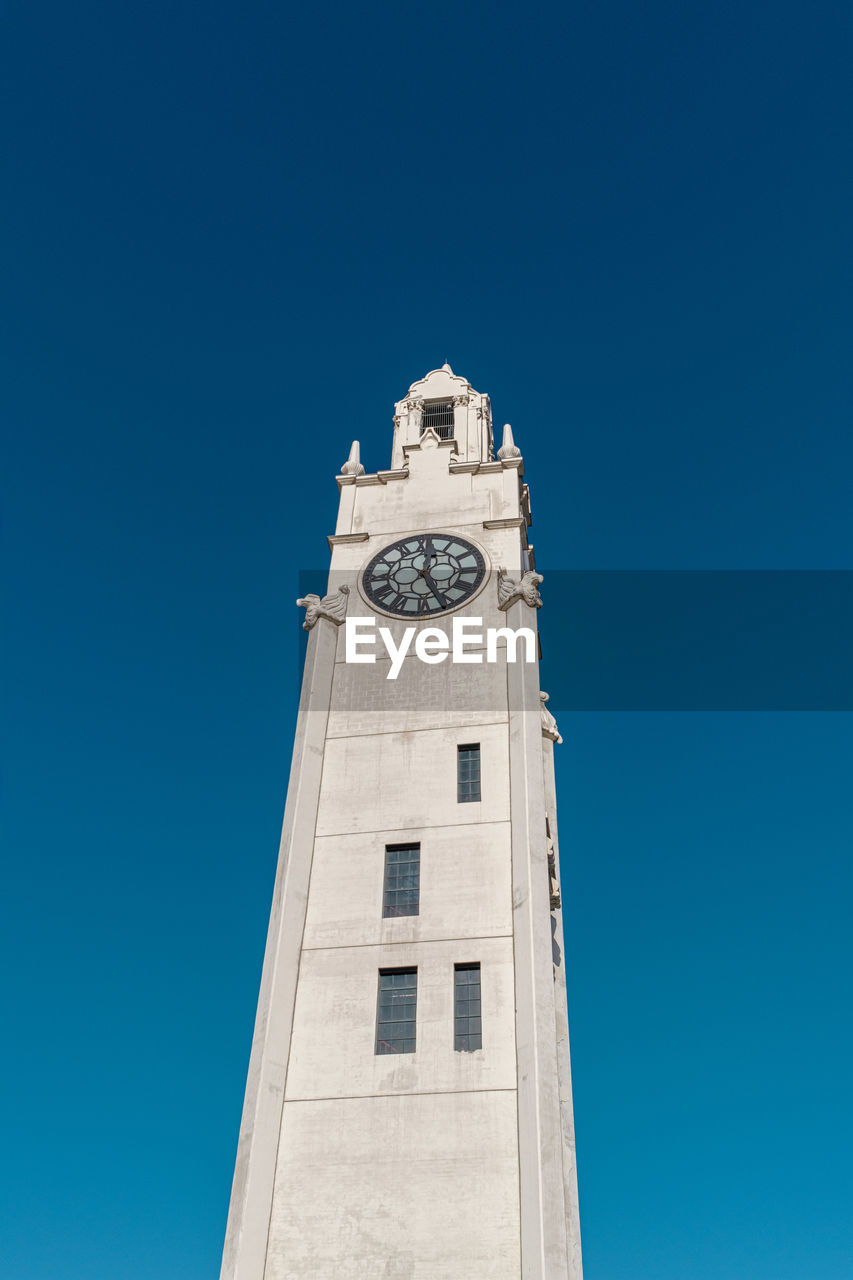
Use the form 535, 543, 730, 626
2, 1, 851, 1277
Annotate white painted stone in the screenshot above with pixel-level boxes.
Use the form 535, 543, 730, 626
303, 822, 512, 950
220, 617, 341, 1280
314, 722, 510, 837
284, 937, 517, 1100
325, 652, 509, 736
543, 733, 583, 1279
390, 366, 493, 469
221, 368, 583, 1280
266, 1092, 521, 1279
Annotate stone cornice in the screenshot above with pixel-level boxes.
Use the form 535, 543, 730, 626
402, 435, 456, 456
337, 469, 408, 491
483, 517, 526, 530
327, 532, 370, 550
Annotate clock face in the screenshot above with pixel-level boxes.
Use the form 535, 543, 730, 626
362, 534, 487, 617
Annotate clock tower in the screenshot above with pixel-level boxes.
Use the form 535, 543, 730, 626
220, 366, 583, 1279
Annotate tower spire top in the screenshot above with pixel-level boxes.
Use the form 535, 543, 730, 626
391, 364, 492, 469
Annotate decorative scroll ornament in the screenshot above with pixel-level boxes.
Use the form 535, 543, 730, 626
496, 566, 543, 610
497, 422, 521, 460
340, 440, 365, 477
452, 394, 470, 406
540, 692, 562, 744
296, 584, 350, 630
405, 398, 424, 414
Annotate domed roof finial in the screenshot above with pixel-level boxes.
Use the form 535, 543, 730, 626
497, 423, 521, 461
340, 440, 366, 477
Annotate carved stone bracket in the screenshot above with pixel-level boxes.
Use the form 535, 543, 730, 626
496, 566, 543, 611
540, 691, 562, 744
405, 398, 423, 413
452, 394, 470, 406
296, 584, 350, 631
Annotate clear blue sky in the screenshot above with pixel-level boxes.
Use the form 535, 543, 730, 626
2, 2, 851, 1277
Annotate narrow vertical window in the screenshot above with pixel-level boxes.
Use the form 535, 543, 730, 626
457, 743, 481, 802
376, 968, 417, 1055
383, 843, 420, 917
454, 963, 482, 1051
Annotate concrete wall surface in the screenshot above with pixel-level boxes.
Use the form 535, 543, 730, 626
284, 936, 517, 1100
314, 723, 510, 837
303, 821, 512, 950
266, 1091, 521, 1280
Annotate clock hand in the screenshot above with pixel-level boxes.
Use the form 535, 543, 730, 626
416, 541, 446, 607
422, 571, 446, 608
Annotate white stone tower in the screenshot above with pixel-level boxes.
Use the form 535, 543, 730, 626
221, 366, 583, 1279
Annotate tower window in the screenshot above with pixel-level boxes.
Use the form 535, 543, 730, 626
383, 843, 420, 917
457, 744, 481, 803
376, 968, 417, 1055
421, 399, 454, 439
454, 963, 482, 1051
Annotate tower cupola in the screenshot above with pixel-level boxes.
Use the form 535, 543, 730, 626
391, 363, 493, 468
